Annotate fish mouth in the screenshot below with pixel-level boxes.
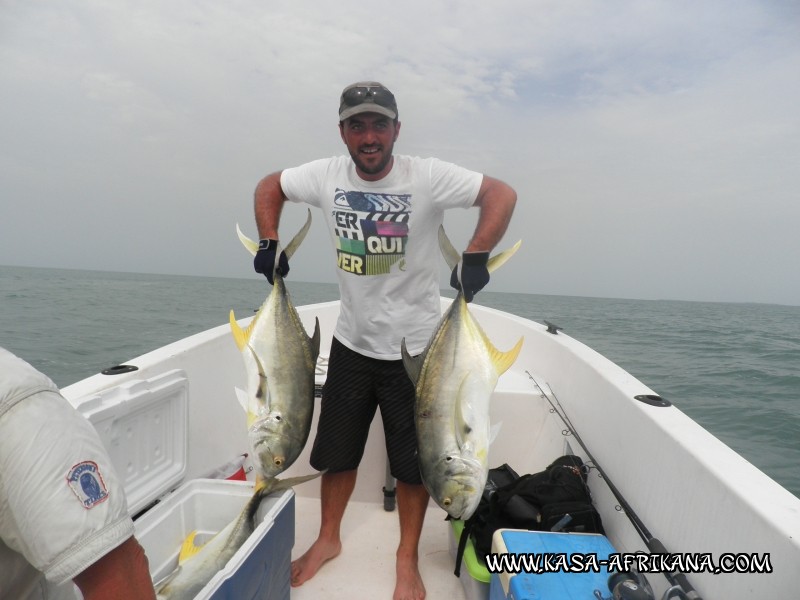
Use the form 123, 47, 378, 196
253, 439, 285, 463
427, 455, 485, 518
437, 482, 482, 519
251, 432, 304, 476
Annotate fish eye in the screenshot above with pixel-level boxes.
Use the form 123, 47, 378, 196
443, 498, 452, 506
274, 458, 283, 466
445, 456, 453, 462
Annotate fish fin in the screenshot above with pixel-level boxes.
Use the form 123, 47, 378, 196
153, 566, 181, 594
438, 226, 461, 270
262, 470, 325, 495
282, 209, 312, 259
489, 421, 503, 446
246, 344, 270, 409
237, 210, 310, 275
229, 310, 255, 351
485, 335, 524, 376
454, 375, 473, 451
236, 223, 260, 257
401, 338, 423, 385
177, 531, 205, 564
310, 317, 321, 361
439, 225, 521, 274
486, 240, 522, 273
234, 387, 249, 412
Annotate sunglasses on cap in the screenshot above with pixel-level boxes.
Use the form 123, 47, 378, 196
341, 84, 396, 106
339, 83, 398, 120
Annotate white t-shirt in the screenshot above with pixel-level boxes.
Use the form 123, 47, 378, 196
0, 348, 134, 600
281, 155, 482, 359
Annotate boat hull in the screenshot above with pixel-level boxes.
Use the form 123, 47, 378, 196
62, 298, 800, 599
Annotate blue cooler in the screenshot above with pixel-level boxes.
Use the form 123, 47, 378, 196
489, 529, 617, 600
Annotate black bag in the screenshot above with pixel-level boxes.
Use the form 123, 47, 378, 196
455, 455, 604, 576
453, 463, 520, 577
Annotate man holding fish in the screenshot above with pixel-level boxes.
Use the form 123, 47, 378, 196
252, 81, 516, 600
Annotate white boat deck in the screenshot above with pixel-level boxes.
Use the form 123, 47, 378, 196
64, 298, 800, 599
291, 495, 467, 599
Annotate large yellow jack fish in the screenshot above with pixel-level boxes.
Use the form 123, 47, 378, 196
155, 472, 322, 600
402, 227, 523, 520
230, 210, 320, 479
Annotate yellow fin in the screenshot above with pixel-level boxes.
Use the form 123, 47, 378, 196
488, 335, 524, 376
438, 226, 461, 270
229, 310, 255, 351
236, 210, 311, 260
254, 476, 269, 494
437, 225, 522, 275
178, 530, 205, 564
486, 240, 522, 274
236, 223, 259, 256
282, 209, 312, 260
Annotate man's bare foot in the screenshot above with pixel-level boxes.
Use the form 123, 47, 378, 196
393, 554, 426, 600
291, 537, 342, 587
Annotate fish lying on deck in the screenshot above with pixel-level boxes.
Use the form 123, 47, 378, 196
155, 473, 321, 600
402, 227, 523, 520
230, 210, 321, 479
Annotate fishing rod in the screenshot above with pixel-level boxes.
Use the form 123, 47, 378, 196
526, 371, 703, 600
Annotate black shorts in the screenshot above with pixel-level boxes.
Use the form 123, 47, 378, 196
309, 337, 422, 485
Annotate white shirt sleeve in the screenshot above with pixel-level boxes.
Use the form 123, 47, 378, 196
1, 367, 134, 587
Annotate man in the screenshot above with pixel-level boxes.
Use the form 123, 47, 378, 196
0, 347, 156, 600
252, 81, 516, 600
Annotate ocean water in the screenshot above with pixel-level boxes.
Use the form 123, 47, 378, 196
2, 264, 799, 498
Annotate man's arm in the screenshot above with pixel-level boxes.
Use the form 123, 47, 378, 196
254, 171, 287, 240
72, 536, 155, 600
465, 175, 517, 252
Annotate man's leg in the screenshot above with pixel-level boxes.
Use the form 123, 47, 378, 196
293, 337, 376, 586
291, 469, 357, 587
393, 480, 429, 600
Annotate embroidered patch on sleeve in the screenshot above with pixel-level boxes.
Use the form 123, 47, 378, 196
66, 461, 109, 508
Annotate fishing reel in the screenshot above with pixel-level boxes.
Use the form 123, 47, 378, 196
607, 569, 655, 600
596, 570, 691, 600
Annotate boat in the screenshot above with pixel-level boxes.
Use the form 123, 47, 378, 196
60, 298, 800, 599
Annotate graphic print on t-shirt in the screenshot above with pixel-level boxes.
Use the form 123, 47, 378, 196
333, 188, 410, 276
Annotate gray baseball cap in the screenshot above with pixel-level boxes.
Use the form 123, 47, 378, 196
338, 81, 398, 121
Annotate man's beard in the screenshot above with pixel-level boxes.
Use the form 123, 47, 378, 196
349, 143, 394, 176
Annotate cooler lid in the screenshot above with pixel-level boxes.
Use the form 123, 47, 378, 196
74, 369, 188, 514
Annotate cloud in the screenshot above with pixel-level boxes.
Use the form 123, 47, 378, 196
1, 0, 798, 304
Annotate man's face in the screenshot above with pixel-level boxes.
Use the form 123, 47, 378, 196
339, 113, 401, 181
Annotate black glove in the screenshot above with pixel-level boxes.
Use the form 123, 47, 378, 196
450, 251, 490, 303
253, 239, 289, 285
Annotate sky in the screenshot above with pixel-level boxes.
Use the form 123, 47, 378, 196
1, 0, 799, 305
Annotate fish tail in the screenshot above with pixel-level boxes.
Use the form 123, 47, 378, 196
437, 225, 522, 273
236, 223, 260, 256
235, 209, 312, 260
486, 240, 522, 273
282, 209, 313, 259
257, 470, 325, 496
177, 530, 204, 564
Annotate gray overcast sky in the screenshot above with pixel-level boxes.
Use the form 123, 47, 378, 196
2, 1, 799, 305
